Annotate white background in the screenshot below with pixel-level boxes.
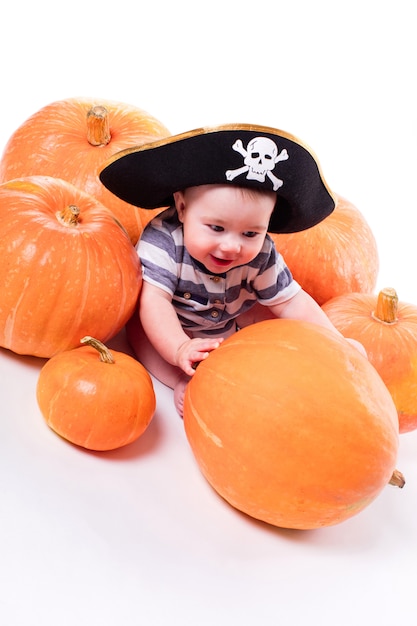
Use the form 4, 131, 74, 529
1, 1, 417, 624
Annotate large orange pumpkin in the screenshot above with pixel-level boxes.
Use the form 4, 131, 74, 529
270, 194, 379, 305
323, 288, 417, 434
183, 319, 401, 530
0, 175, 141, 357
37, 336, 156, 451
0, 97, 170, 244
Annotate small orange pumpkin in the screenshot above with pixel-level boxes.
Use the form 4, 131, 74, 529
183, 319, 401, 530
270, 194, 379, 305
0, 97, 170, 244
323, 287, 417, 434
36, 336, 156, 451
0, 175, 141, 357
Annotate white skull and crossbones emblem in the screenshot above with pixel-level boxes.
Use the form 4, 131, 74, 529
225, 137, 289, 191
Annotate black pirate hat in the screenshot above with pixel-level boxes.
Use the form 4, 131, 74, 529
99, 124, 335, 233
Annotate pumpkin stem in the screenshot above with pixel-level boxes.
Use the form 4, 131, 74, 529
86, 105, 111, 147
80, 336, 115, 364
389, 468, 405, 488
56, 204, 81, 227
372, 287, 399, 324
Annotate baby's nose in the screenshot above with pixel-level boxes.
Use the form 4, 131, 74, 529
219, 234, 241, 253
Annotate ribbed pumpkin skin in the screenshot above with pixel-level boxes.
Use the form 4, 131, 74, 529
183, 320, 399, 530
37, 344, 156, 451
0, 176, 141, 357
270, 194, 379, 305
323, 292, 417, 434
0, 97, 170, 244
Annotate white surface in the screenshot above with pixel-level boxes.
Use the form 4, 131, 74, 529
1, 1, 417, 624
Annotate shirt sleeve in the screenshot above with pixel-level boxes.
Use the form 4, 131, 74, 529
136, 210, 179, 297
253, 235, 302, 305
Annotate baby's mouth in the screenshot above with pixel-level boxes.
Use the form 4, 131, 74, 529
210, 255, 234, 267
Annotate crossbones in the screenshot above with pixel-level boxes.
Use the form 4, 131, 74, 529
225, 137, 289, 191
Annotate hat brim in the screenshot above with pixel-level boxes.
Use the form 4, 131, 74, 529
99, 123, 335, 233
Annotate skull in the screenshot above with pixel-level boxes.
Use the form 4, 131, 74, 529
244, 137, 278, 182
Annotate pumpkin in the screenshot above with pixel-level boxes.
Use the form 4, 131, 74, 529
0, 97, 170, 244
322, 287, 417, 434
36, 336, 156, 451
183, 319, 402, 530
270, 194, 379, 305
0, 175, 141, 358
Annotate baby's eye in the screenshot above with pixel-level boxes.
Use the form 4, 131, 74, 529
243, 231, 259, 238
209, 224, 224, 232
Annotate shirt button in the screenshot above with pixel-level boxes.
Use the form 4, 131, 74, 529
210, 276, 221, 283
211, 310, 219, 318
183, 292, 191, 299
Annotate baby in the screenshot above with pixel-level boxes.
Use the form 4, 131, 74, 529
100, 124, 366, 416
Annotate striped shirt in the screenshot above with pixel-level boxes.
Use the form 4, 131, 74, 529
137, 207, 301, 338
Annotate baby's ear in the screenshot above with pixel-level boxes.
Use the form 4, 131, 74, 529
174, 191, 186, 221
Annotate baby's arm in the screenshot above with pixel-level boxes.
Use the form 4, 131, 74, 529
139, 281, 223, 376
269, 289, 341, 331
269, 289, 367, 356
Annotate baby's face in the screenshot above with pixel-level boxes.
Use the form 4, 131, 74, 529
174, 184, 275, 274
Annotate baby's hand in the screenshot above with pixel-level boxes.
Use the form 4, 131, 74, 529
176, 337, 224, 376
